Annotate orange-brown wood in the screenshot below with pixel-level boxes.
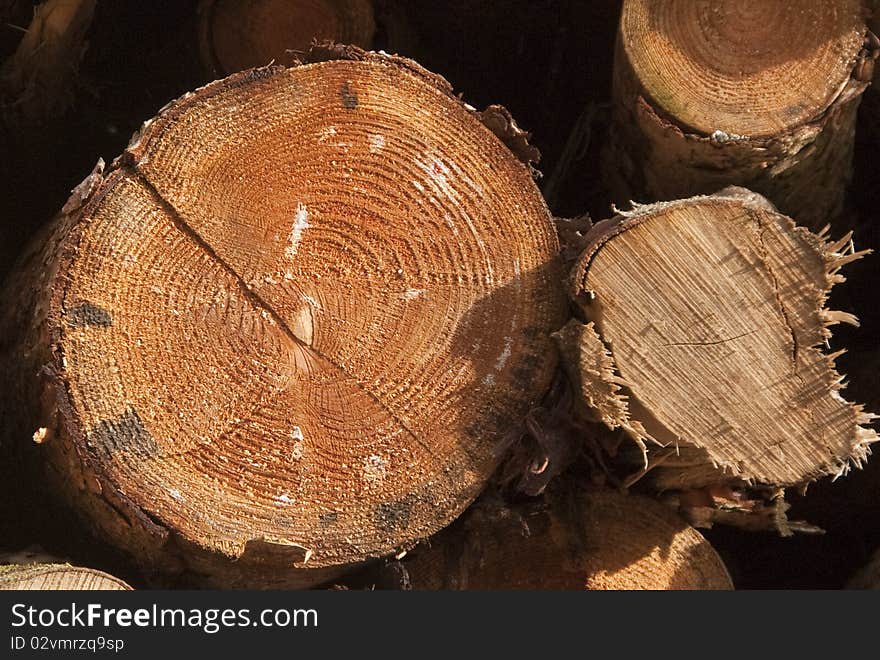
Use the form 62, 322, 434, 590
0, 49, 566, 587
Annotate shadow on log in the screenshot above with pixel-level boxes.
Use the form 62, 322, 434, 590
358, 485, 733, 590
558, 187, 877, 532
604, 0, 877, 231
198, 0, 375, 76
0, 48, 567, 588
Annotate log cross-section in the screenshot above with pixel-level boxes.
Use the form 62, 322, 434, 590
0, 51, 566, 587
393, 489, 734, 590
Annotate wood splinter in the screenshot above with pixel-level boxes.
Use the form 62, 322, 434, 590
557, 187, 878, 531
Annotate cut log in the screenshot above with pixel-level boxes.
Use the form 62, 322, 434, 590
0, 48, 566, 587
386, 488, 733, 590
559, 188, 877, 529
198, 0, 375, 76
0, 1, 30, 59
0, 564, 131, 590
605, 0, 876, 231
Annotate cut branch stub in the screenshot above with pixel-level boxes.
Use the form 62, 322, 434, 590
392, 489, 733, 590
1, 52, 565, 586
0, 565, 131, 590
563, 188, 877, 496
606, 0, 874, 231
199, 0, 375, 76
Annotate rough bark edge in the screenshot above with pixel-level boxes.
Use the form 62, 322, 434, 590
37, 167, 184, 577
552, 317, 730, 493
553, 214, 595, 267
0, 162, 176, 581
629, 25, 876, 144
0, 160, 355, 587
65, 169, 362, 584
567, 188, 878, 490
606, 27, 878, 231
552, 319, 650, 461
304, 43, 542, 170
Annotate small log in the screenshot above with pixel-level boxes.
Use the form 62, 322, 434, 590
848, 549, 880, 589
0, 564, 131, 590
862, 2, 880, 141
0, 1, 30, 59
558, 188, 877, 529
0, 48, 566, 588
390, 488, 733, 590
198, 0, 375, 76
605, 0, 876, 231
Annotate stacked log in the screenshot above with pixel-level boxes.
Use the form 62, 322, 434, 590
0, 564, 131, 590
605, 0, 876, 231
198, 0, 375, 76
0, 47, 565, 587
557, 187, 876, 531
